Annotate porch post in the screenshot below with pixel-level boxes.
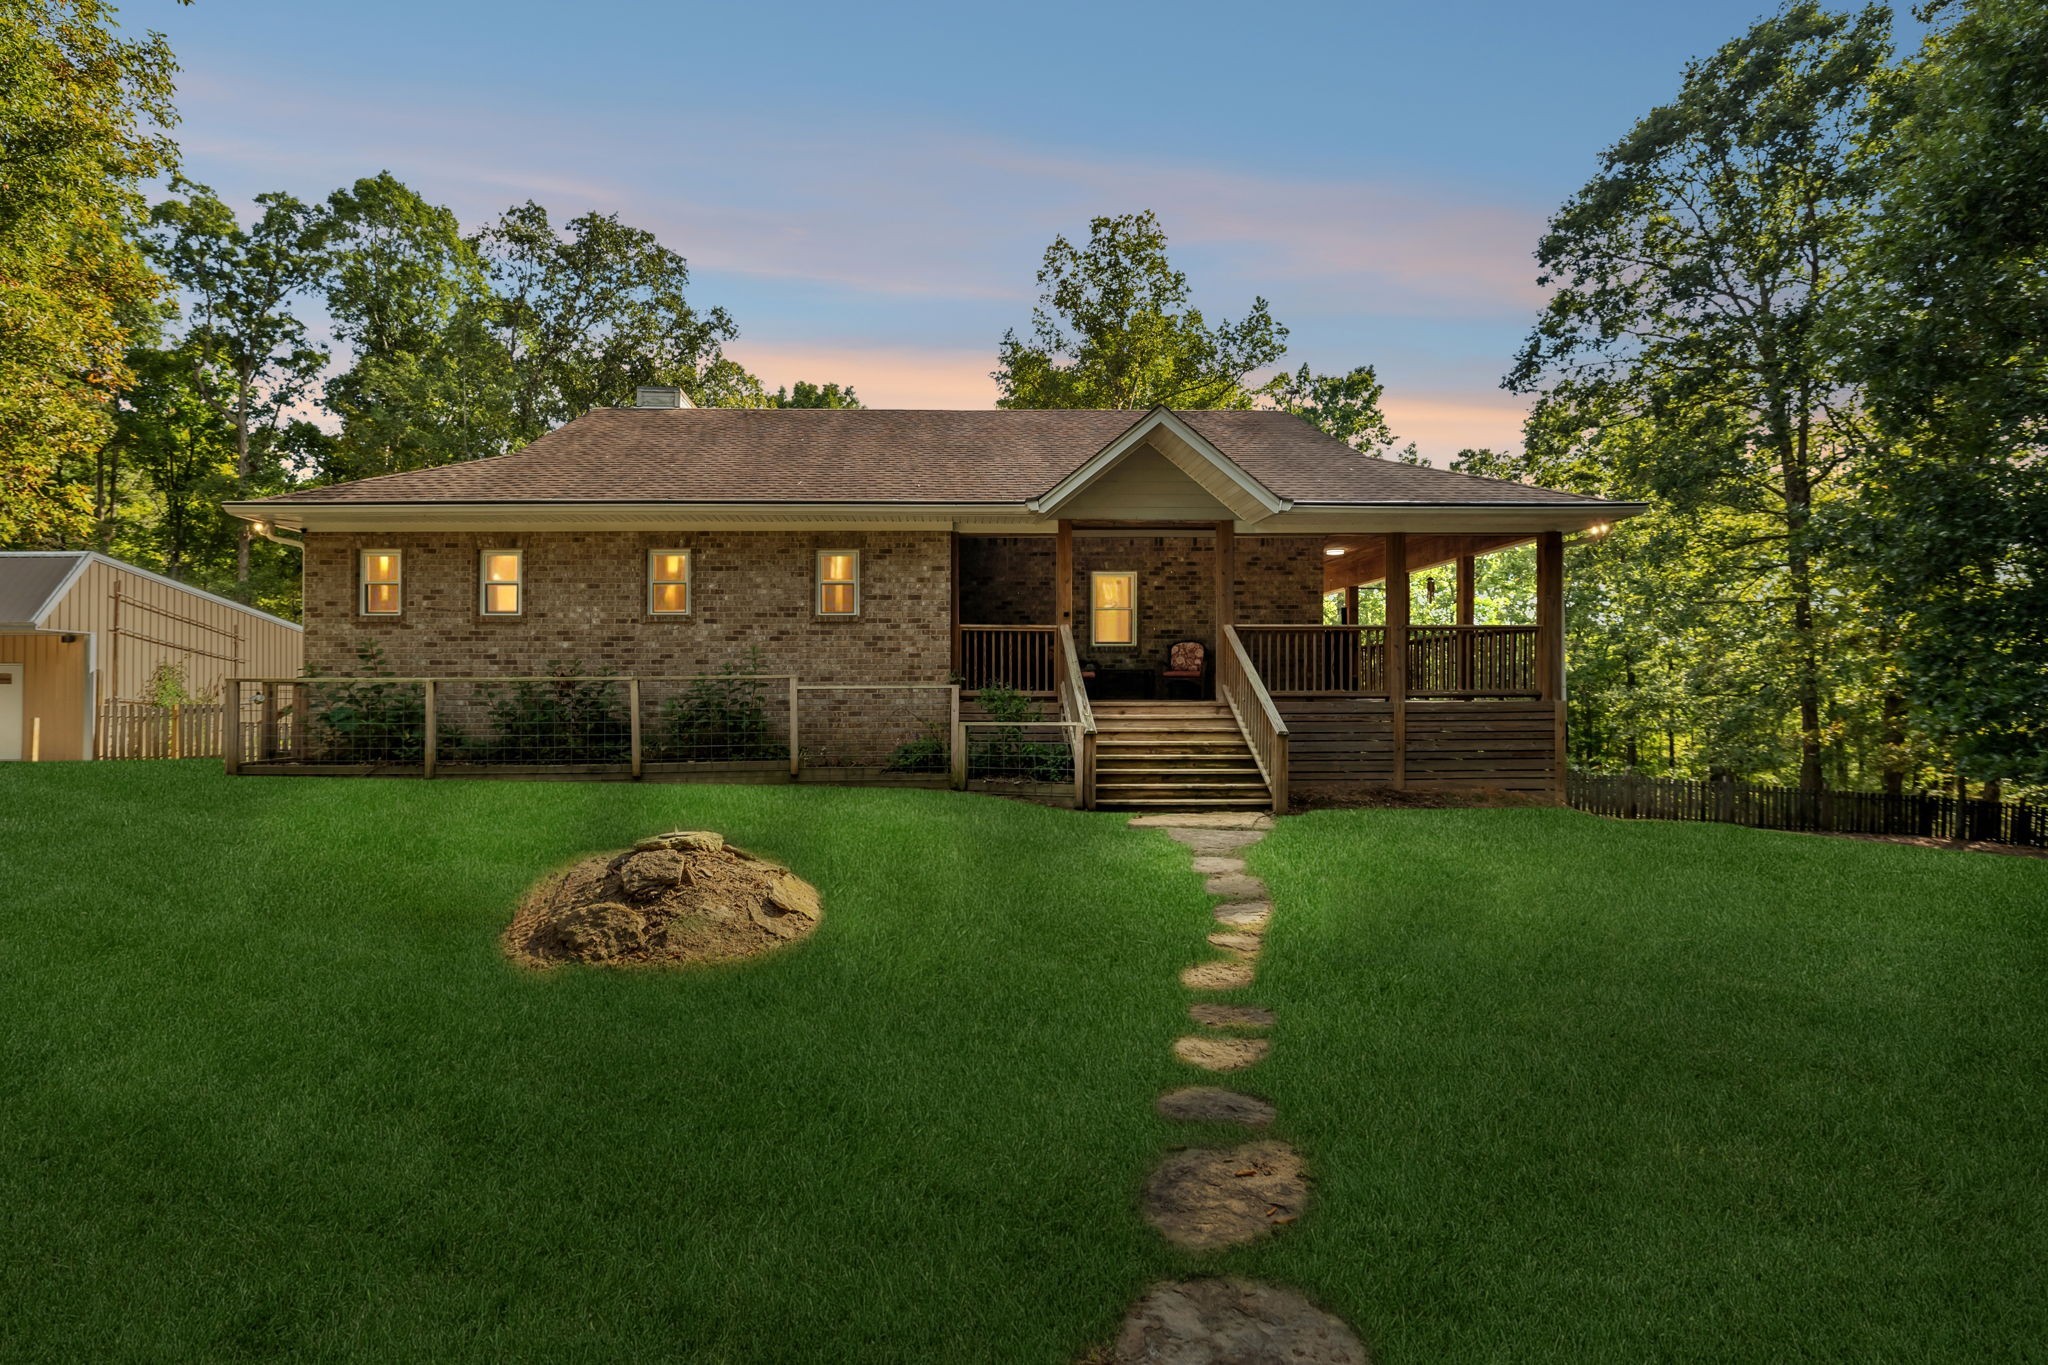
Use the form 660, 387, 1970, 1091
1456, 551, 1477, 693
1537, 530, 1566, 801
1213, 520, 1236, 632
948, 530, 962, 675
1344, 584, 1359, 627
1055, 519, 1074, 631
1386, 532, 1409, 789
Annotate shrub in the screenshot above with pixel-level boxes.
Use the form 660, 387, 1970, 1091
656, 653, 786, 762
475, 663, 629, 765
304, 641, 429, 764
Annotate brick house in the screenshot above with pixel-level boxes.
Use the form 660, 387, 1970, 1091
225, 400, 1639, 809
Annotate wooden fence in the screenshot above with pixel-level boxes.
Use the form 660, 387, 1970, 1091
97, 700, 233, 759
1568, 771, 2044, 849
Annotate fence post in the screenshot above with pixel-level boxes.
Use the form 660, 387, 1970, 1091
951, 722, 969, 790
626, 678, 642, 780
170, 702, 182, 760
788, 676, 801, 780
222, 680, 241, 775
423, 680, 438, 780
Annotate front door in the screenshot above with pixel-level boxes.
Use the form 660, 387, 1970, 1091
0, 662, 22, 760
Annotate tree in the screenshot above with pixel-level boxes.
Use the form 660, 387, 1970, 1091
995, 211, 1287, 410
1264, 363, 1420, 461
144, 177, 331, 584
769, 380, 861, 409
1503, 2, 1893, 790
317, 172, 513, 480
1851, 0, 2048, 783
0, 0, 178, 546
478, 201, 739, 436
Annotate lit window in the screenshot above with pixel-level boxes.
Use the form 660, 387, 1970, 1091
1092, 571, 1137, 647
649, 549, 691, 614
481, 549, 523, 616
816, 550, 859, 616
360, 550, 402, 615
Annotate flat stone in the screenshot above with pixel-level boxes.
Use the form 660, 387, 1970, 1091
1205, 873, 1269, 899
1213, 901, 1272, 928
1189, 1003, 1275, 1030
1155, 1087, 1277, 1127
1160, 827, 1266, 855
1130, 812, 1275, 830
1141, 1141, 1308, 1251
1114, 1278, 1368, 1365
1181, 960, 1255, 991
1174, 1035, 1270, 1071
1207, 930, 1262, 957
1188, 856, 1246, 875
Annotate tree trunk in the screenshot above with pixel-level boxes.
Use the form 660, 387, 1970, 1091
1881, 688, 1906, 797
1783, 428, 1824, 792
235, 370, 253, 585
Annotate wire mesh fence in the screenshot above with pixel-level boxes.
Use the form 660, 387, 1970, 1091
958, 719, 1080, 804
227, 675, 945, 784
1568, 771, 2046, 849
795, 684, 956, 780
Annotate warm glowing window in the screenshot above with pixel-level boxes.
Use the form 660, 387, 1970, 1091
480, 550, 523, 616
360, 550, 402, 615
1092, 571, 1137, 647
649, 549, 691, 614
816, 550, 859, 616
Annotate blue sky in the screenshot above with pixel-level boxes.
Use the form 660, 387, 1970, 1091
126, 1, 1910, 460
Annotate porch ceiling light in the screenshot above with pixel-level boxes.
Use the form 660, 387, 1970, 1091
1325, 546, 1346, 556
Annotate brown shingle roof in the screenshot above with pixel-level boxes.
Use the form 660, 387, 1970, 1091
249, 408, 1612, 508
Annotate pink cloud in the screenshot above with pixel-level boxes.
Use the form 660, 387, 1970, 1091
724, 342, 1000, 409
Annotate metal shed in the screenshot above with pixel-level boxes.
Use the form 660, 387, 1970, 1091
0, 553, 302, 761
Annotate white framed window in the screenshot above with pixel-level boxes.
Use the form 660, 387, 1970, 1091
480, 549, 523, 616
360, 550, 402, 616
816, 549, 860, 617
649, 549, 692, 615
1091, 570, 1137, 647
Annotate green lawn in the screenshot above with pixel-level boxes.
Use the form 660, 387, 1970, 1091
1243, 809, 2048, 1362
2, 767, 2044, 1362
0, 764, 1209, 1362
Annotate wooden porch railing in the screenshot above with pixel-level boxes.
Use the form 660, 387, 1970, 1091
956, 624, 1057, 693
1235, 624, 1539, 698
1054, 623, 1098, 808
1218, 625, 1289, 814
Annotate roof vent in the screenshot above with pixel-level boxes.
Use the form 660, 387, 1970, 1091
633, 385, 692, 409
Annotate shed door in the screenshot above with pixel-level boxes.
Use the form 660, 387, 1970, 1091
0, 662, 21, 761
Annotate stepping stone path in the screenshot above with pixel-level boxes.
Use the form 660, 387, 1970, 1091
1115, 1279, 1368, 1365
1111, 812, 1368, 1364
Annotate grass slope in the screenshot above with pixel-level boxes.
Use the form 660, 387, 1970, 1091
1239, 808, 2048, 1363
0, 764, 1211, 1363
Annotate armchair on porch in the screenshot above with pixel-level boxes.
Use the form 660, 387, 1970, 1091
1159, 640, 1208, 700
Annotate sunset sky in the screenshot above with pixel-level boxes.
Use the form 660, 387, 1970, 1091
125, 0, 1908, 462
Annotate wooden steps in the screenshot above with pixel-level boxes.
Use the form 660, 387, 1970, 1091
1089, 700, 1272, 811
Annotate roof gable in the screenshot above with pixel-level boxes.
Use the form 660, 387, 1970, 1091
0, 552, 90, 629
1029, 407, 1288, 521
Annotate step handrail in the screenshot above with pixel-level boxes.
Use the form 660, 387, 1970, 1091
1054, 623, 1097, 807
1219, 624, 1289, 814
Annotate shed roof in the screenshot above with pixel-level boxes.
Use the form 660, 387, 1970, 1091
0, 553, 90, 629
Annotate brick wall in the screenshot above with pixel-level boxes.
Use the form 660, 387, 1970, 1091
302, 530, 951, 684
958, 534, 1325, 662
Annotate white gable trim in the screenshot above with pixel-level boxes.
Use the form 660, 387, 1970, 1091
1027, 407, 1290, 521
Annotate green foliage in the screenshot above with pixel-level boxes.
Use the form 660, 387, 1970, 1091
1847, 0, 2048, 782
479, 201, 741, 436
142, 660, 197, 708
1263, 362, 1418, 462
0, 0, 178, 548
995, 211, 1287, 410
305, 640, 428, 764
883, 733, 948, 773
1501, 3, 1894, 790
965, 683, 1073, 782
769, 380, 861, 409
476, 662, 630, 764
655, 653, 785, 761
316, 172, 515, 481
